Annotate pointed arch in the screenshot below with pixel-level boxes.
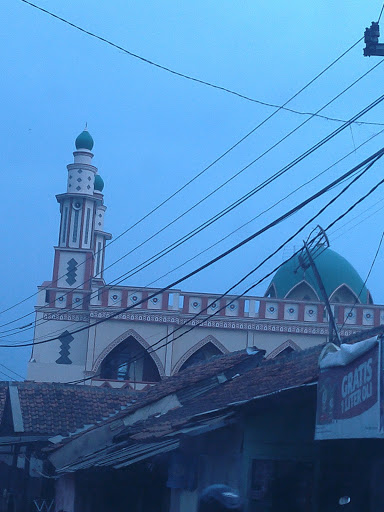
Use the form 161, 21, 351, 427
92, 329, 166, 378
329, 284, 360, 304
267, 339, 301, 359
265, 283, 277, 298
285, 280, 319, 301
172, 335, 229, 375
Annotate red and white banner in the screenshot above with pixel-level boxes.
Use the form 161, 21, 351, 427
315, 337, 382, 440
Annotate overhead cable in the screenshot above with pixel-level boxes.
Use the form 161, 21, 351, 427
20, 1, 380, 126
3, 102, 384, 339
67, 155, 384, 384
2, 38, 383, 319
2, 147, 383, 348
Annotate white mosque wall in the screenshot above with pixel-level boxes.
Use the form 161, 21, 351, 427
27, 362, 86, 384
28, 312, 89, 382
28, 288, 380, 385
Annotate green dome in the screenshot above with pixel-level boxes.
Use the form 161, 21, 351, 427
94, 174, 104, 192
266, 246, 371, 304
75, 130, 94, 150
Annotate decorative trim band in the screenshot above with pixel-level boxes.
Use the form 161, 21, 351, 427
40, 309, 361, 337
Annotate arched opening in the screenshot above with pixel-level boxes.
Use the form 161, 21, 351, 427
267, 339, 301, 359
265, 283, 277, 298
330, 284, 359, 304
100, 335, 161, 382
285, 281, 319, 301
179, 342, 223, 372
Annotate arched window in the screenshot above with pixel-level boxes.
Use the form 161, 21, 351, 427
100, 336, 161, 382
330, 285, 359, 304
286, 281, 319, 301
179, 342, 222, 372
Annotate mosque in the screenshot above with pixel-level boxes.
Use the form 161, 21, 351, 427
26, 130, 382, 388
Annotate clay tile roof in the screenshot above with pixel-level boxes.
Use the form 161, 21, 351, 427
15, 382, 137, 436
93, 349, 259, 423
122, 345, 322, 442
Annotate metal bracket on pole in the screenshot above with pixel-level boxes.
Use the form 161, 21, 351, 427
298, 228, 341, 346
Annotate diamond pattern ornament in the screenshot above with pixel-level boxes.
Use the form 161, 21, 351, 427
66, 258, 78, 285
284, 304, 298, 320
344, 308, 357, 324
56, 330, 74, 364
304, 304, 318, 322
265, 302, 278, 319
363, 309, 374, 326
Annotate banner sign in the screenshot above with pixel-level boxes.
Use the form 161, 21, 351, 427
316, 339, 382, 440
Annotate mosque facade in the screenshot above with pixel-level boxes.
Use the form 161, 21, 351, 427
27, 131, 382, 388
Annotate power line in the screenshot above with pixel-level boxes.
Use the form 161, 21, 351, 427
3, 89, 383, 340
378, 3, 384, 22
329, 196, 384, 237
146, 127, 384, 287
0, 371, 16, 382
339, 231, 384, 332
20, 1, 381, 126
118, 158, 380, 357
2, 147, 383, 349
68, 158, 384, 384
2, 42, 383, 321
0, 145, 367, 342
77, 94, 384, 286
0, 363, 24, 381
330, 202, 384, 243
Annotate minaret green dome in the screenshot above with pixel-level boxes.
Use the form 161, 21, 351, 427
75, 129, 94, 151
94, 174, 104, 192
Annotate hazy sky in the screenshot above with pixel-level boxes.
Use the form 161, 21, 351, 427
2, 0, 384, 377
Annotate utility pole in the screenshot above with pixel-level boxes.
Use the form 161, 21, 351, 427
364, 22, 384, 56
298, 227, 341, 346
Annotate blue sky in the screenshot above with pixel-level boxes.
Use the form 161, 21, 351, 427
2, 0, 384, 376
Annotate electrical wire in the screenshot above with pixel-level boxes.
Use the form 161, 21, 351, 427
0, 149, 367, 343
0, 369, 16, 382
20, 1, 381, 126
329, 196, 384, 237
72, 94, 384, 288
0, 363, 24, 380
2, 46, 383, 322
0, 106, 384, 338
145, 127, 384, 287
115, 160, 379, 358
3, 147, 384, 349
330, 204, 384, 244
378, 2, 384, 22
339, 231, 384, 332
67, 158, 384, 384
3, 91, 384, 340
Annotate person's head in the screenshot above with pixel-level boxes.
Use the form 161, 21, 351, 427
198, 485, 243, 512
